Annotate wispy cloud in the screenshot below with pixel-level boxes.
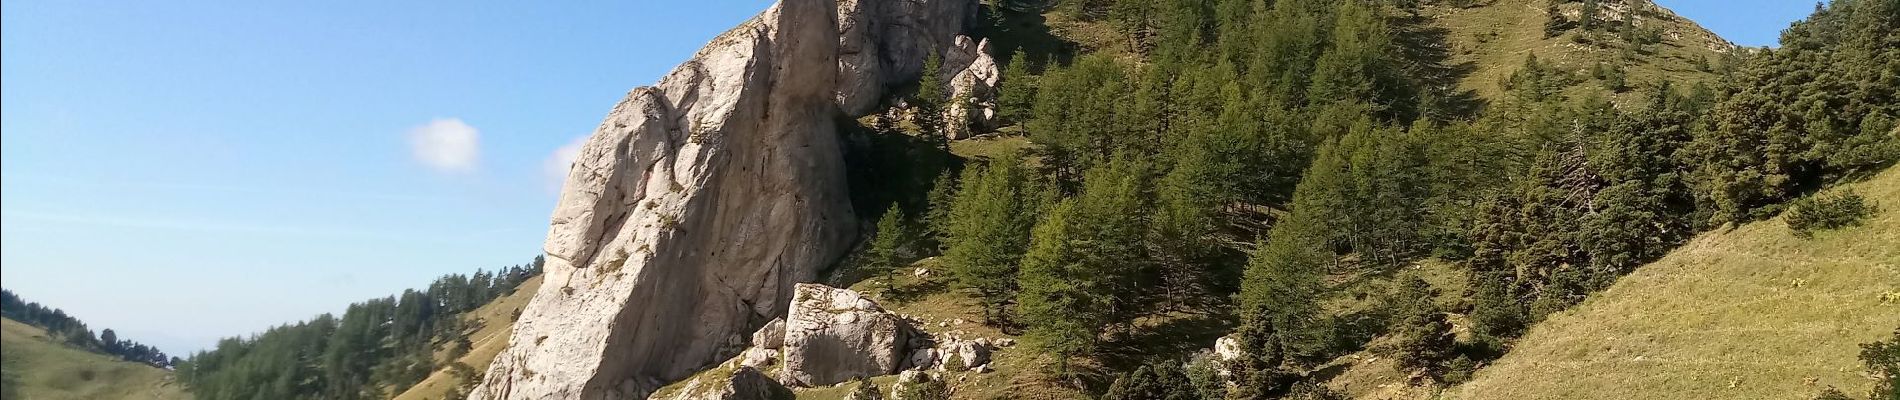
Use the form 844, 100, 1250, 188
542, 136, 588, 191
407, 118, 480, 174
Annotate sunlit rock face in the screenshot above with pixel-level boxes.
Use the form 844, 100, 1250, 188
467, 1, 974, 399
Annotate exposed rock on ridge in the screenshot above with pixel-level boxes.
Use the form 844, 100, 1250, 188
468, 1, 976, 399
939, 36, 1000, 139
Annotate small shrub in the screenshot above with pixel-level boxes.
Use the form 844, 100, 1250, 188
942, 351, 965, 372
1787, 191, 1877, 237
1863, 327, 1900, 400
845, 377, 882, 400
1284, 382, 1346, 400
1810, 386, 1852, 400
893, 373, 948, 400
1442, 355, 1478, 384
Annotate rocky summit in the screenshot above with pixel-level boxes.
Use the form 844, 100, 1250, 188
467, 0, 980, 399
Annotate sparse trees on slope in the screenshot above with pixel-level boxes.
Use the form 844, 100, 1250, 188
1685, 0, 1899, 224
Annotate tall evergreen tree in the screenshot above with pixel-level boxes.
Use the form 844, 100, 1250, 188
861, 204, 917, 293
1389, 276, 1454, 381
1017, 154, 1151, 368
997, 48, 1039, 126
916, 52, 949, 149
943, 151, 1039, 323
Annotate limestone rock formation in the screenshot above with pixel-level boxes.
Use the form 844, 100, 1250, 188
939, 36, 1000, 139
468, 0, 976, 399
779, 283, 920, 387
754, 318, 787, 350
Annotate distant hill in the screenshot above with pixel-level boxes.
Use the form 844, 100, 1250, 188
1, 318, 189, 400
1427, 0, 1735, 103
1453, 166, 1900, 399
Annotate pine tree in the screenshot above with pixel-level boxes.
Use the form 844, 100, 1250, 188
1027, 54, 1134, 182
1389, 276, 1454, 381
998, 48, 1038, 126
862, 205, 917, 293
1103, 363, 1196, 400
1685, 0, 1899, 223
916, 52, 949, 149
943, 151, 1038, 324
1305, 0, 1416, 122
1017, 154, 1151, 368
924, 170, 959, 248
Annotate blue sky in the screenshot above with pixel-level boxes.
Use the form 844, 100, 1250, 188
1655, 0, 1824, 47
0, 1, 1813, 356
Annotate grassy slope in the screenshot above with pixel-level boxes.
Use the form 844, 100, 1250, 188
391, 276, 544, 400
1452, 167, 1900, 399
1427, 0, 1731, 104
0, 318, 189, 400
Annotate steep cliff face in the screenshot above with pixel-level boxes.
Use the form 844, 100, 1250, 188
469, 1, 975, 399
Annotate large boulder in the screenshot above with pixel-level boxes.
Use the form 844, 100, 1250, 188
779, 284, 919, 387
468, 0, 977, 399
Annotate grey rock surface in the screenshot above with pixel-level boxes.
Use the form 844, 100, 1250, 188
468, 0, 975, 399
779, 283, 918, 387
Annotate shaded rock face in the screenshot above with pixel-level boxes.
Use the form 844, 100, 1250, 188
779, 284, 919, 387
469, 1, 975, 399
834, 0, 980, 116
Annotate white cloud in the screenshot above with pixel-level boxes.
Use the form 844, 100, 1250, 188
407, 118, 480, 174
543, 136, 588, 190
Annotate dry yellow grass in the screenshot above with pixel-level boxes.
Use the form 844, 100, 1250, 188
391, 276, 543, 400
1, 318, 190, 400
1428, 0, 1731, 104
1452, 167, 1900, 399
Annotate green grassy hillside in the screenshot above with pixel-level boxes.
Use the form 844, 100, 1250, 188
391, 275, 543, 400
0, 318, 189, 400
1452, 167, 1900, 399
1427, 0, 1734, 104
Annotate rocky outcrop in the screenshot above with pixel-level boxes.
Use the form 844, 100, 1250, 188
835, 0, 982, 116
779, 284, 921, 387
905, 335, 993, 372
938, 36, 1001, 140
468, 1, 977, 399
